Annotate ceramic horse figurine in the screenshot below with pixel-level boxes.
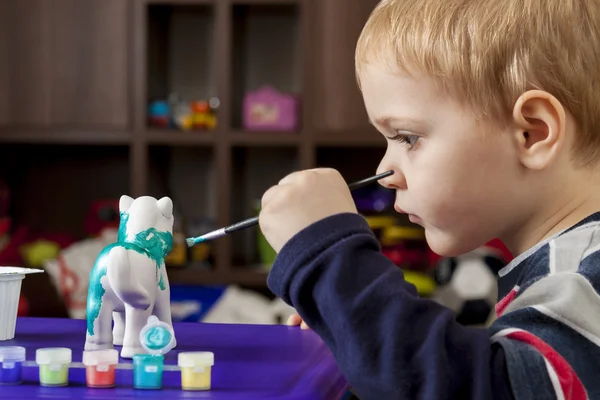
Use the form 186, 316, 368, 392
84, 195, 176, 358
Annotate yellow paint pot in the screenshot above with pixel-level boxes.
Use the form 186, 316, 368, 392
178, 352, 214, 391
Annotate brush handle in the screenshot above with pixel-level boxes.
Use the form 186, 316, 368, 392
225, 216, 260, 234
225, 170, 392, 234
187, 170, 394, 246
348, 170, 393, 190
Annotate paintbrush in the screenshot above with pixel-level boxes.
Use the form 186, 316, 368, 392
186, 170, 394, 247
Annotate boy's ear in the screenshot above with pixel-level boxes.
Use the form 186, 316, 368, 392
511, 90, 567, 170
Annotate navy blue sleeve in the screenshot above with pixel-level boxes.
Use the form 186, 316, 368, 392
267, 213, 514, 400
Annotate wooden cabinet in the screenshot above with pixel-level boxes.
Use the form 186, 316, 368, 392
49, 0, 130, 128
0, 0, 130, 130
310, 0, 380, 133
0, 1, 51, 126
0, 0, 388, 293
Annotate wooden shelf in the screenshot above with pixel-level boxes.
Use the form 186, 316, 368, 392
145, 0, 215, 4
145, 128, 216, 145
232, 0, 299, 5
230, 130, 301, 146
0, 128, 131, 145
0, 0, 383, 292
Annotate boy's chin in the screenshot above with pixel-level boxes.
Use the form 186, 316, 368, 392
424, 231, 483, 258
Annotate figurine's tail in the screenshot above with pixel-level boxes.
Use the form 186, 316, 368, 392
106, 246, 151, 309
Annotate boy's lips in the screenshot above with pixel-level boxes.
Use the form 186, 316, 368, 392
408, 214, 422, 224
395, 205, 422, 223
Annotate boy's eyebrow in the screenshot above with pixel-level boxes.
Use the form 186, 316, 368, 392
369, 116, 423, 127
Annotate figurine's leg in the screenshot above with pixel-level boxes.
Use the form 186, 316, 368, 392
84, 301, 114, 351
120, 304, 152, 359
112, 311, 125, 346
153, 282, 176, 348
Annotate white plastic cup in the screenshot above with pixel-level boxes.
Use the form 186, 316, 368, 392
0, 272, 24, 341
0, 267, 43, 341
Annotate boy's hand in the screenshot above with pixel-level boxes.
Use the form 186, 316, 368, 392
259, 168, 358, 253
286, 313, 311, 330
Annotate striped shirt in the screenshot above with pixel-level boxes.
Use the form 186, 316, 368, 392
490, 212, 600, 399
267, 212, 600, 399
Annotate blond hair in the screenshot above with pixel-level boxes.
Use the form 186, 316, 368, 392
356, 0, 600, 166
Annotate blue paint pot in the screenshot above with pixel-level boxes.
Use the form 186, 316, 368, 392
133, 354, 164, 389
0, 346, 26, 385
132, 316, 176, 390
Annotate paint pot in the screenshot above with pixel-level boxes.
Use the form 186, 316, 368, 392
0, 346, 26, 385
133, 354, 164, 390
132, 316, 176, 390
36, 347, 72, 387
82, 349, 118, 388
178, 352, 214, 391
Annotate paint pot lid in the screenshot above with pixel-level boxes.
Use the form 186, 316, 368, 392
0, 346, 26, 362
82, 349, 119, 366
178, 351, 214, 368
139, 316, 176, 356
36, 347, 72, 365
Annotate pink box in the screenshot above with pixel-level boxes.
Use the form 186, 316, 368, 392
243, 86, 300, 131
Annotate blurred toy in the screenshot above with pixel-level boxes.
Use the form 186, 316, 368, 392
172, 101, 193, 131
186, 217, 215, 266
147, 101, 170, 128
402, 270, 436, 297
243, 86, 299, 131
19, 240, 61, 268
432, 247, 507, 326
190, 100, 217, 130
44, 229, 118, 319
254, 201, 276, 269
0, 178, 11, 252
352, 185, 395, 214
165, 231, 187, 267
147, 94, 218, 131
84, 199, 120, 237
84, 195, 176, 359
381, 225, 431, 271
169, 285, 227, 322
363, 215, 397, 241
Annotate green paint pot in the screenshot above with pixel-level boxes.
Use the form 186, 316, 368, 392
35, 348, 71, 387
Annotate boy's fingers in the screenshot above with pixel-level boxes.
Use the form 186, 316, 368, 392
300, 321, 310, 330
286, 314, 302, 326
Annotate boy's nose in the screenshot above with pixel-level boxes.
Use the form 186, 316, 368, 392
377, 156, 406, 190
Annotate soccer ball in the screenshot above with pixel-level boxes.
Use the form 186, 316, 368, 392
432, 248, 506, 326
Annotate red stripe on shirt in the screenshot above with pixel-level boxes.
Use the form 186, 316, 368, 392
506, 330, 587, 400
496, 288, 518, 317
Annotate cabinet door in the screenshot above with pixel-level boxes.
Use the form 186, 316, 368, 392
0, 1, 52, 126
50, 0, 130, 128
311, 0, 379, 132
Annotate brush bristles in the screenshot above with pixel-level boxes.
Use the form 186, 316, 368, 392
186, 237, 200, 248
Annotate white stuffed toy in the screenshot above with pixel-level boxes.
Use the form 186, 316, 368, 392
84, 195, 175, 358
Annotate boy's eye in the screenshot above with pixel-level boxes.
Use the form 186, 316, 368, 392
388, 131, 420, 149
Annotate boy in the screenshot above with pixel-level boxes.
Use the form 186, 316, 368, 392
259, 0, 600, 399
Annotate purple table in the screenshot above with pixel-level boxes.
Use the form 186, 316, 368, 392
0, 317, 348, 399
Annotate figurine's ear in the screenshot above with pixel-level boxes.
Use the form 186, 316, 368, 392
157, 197, 173, 219
119, 195, 134, 212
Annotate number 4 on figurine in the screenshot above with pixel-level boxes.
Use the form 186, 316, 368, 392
84, 195, 176, 359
